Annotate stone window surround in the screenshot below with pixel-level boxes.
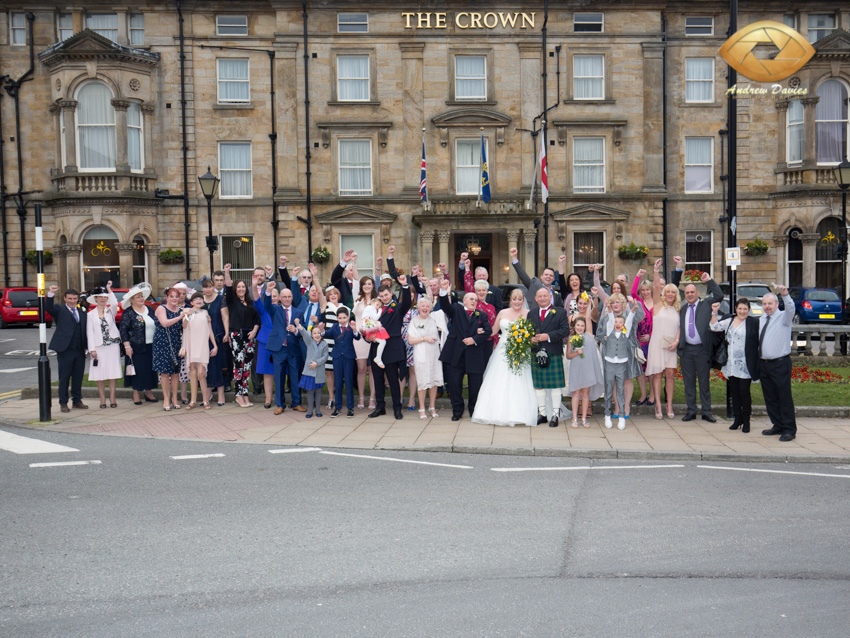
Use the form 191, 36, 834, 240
563, 47, 615, 104
329, 48, 380, 105
559, 128, 616, 194
447, 129, 496, 196
215, 57, 251, 105
316, 128, 386, 197
447, 48, 495, 105
50, 9, 146, 47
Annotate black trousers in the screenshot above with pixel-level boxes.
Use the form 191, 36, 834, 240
371, 359, 401, 412
56, 348, 86, 405
446, 365, 483, 418
681, 342, 712, 416
760, 355, 796, 435
727, 375, 752, 423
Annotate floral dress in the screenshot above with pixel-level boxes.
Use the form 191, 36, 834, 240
153, 306, 183, 374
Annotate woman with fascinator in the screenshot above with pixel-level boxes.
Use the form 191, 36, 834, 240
119, 282, 158, 405
85, 281, 122, 408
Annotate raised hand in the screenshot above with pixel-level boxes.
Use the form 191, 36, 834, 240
264, 264, 273, 277
343, 249, 354, 262
460, 251, 469, 262
636, 268, 647, 279
464, 259, 471, 270
279, 255, 287, 267
266, 280, 276, 293
388, 245, 395, 257
653, 258, 663, 272
711, 302, 721, 313
106, 280, 113, 290
778, 284, 788, 296
293, 317, 300, 326
49, 284, 59, 294
558, 254, 567, 264
440, 278, 452, 292
351, 251, 358, 262
587, 264, 595, 273
673, 255, 683, 266
224, 263, 231, 272
308, 262, 318, 276
397, 274, 408, 287
700, 272, 711, 283
509, 247, 518, 259
292, 266, 301, 277
590, 286, 598, 296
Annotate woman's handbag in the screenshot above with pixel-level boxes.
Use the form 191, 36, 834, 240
711, 331, 729, 370
634, 346, 647, 365
125, 357, 136, 377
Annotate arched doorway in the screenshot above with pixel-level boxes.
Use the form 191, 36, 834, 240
815, 217, 842, 291
82, 226, 119, 289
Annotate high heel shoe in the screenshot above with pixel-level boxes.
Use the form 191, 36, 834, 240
742, 421, 751, 433
571, 420, 579, 428
419, 408, 427, 420
729, 419, 742, 431
655, 408, 663, 420
430, 408, 439, 418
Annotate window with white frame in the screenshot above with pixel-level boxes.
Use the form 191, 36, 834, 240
572, 231, 605, 285
338, 13, 368, 33
455, 55, 487, 101
574, 13, 603, 33
217, 58, 250, 103
685, 16, 713, 36
340, 234, 375, 279
127, 103, 143, 172
808, 14, 835, 43
782, 14, 797, 30
815, 79, 848, 164
685, 231, 713, 276
86, 13, 118, 41
339, 139, 372, 196
216, 15, 248, 36
337, 55, 370, 101
573, 137, 605, 193
218, 142, 252, 198
132, 236, 147, 285
10, 13, 27, 45
221, 235, 255, 280
129, 13, 144, 46
76, 83, 116, 171
573, 55, 604, 100
455, 138, 486, 195
787, 100, 804, 164
57, 13, 73, 41
684, 137, 713, 193
685, 58, 714, 103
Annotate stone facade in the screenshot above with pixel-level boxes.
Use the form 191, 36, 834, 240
0, 2, 848, 296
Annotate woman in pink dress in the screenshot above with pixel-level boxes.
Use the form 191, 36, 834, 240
182, 292, 218, 409
352, 276, 377, 409
646, 258, 681, 419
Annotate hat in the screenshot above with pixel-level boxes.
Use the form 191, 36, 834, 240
86, 287, 110, 306
121, 282, 153, 310
380, 273, 392, 281
171, 282, 192, 292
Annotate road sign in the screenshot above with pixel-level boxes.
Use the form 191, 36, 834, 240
726, 247, 741, 269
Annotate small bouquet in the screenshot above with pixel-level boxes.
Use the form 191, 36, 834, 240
504, 317, 536, 374
569, 334, 585, 358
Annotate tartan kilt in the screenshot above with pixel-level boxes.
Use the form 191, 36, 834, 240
531, 354, 565, 389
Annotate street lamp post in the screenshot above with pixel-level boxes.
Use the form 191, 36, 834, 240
198, 167, 220, 278
832, 158, 850, 355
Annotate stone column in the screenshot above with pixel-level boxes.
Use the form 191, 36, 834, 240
112, 99, 130, 172
523, 227, 537, 270
419, 230, 435, 276
642, 43, 665, 191
506, 229, 520, 284
801, 233, 820, 287
63, 244, 83, 291
116, 243, 136, 288
802, 96, 820, 168
115, 8, 129, 46
145, 244, 161, 290
437, 230, 451, 273
141, 104, 155, 172
49, 104, 62, 170
518, 43, 542, 191
773, 235, 788, 283
401, 43, 425, 194
59, 100, 78, 172
275, 42, 299, 194
774, 101, 789, 169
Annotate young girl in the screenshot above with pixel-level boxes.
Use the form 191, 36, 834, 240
565, 316, 605, 428
361, 297, 389, 368
296, 319, 329, 418
181, 291, 218, 410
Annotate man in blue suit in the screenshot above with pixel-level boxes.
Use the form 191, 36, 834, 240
325, 306, 360, 418
46, 285, 89, 413
255, 281, 306, 414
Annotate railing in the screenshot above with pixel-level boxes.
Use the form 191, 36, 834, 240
51, 170, 156, 195
778, 166, 837, 188
791, 324, 850, 358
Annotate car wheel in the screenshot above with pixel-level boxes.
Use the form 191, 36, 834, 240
792, 313, 803, 325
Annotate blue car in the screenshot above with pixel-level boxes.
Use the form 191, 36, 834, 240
789, 287, 844, 323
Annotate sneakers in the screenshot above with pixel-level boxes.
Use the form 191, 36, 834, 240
604, 416, 613, 429
617, 417, 626, 430
330, 409, 341, 418
347, 408, 354, 417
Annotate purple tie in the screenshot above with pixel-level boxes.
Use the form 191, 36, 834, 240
688, 304, 696, 338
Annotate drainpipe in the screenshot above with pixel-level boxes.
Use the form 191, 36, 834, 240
661, 15, 669, 275
177, 0, 191, 279
268, 50, 280, 260
0, 75, 8, 287
297, 0, 313, 261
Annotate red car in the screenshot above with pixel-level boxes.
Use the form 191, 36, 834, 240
0, 287, 54, 328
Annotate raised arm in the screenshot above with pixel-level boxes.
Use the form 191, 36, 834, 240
631, 268, 646, 298
591, 264, 609, 306
652, 258, 663, 308
278, 255, 291, 288
510, 247, 532, 288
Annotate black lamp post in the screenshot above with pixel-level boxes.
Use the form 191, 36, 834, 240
832, 159, 850, 354
197, 167, 220, 278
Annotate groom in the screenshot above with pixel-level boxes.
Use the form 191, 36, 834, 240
527, 287, 571, 427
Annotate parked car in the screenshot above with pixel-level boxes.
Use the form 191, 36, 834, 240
789, 287, 843, 324
716, 281, 769, 316
0, 287, 53, 328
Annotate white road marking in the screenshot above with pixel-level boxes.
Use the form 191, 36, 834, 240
698, 465, 850, 480
491, 464, 685, 473
0, 367, 36, 374
268, 447, 322, 454
30, 460, 101, 468
170, 453, 226, 460
320, 450, 473, 469
0, 338, 16, 343
0, 430, 79, 454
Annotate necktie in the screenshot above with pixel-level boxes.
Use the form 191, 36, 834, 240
540, 307, 547, 322
283, 307, 289, 346
467, 310, 474, 319
759, 314, 771, 358
72, 307, 79, 323
688, 304, 696, 338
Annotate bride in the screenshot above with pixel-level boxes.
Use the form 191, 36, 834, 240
472, 288, 538, 427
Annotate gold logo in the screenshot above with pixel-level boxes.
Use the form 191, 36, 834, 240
719, 20, 815, 84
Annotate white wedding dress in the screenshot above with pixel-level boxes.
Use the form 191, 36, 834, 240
472, 319, 539, 427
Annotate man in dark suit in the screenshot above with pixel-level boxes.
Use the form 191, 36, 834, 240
526, 287, 571, 427
386, 246, 427, 296
678, 272, 724, 422
256, 281, 306, 413
457, 252, 502, 312
45, 285, 89, 413
369, 275, 412, 420
436, 280, 493, 421
510, 247, 562, 311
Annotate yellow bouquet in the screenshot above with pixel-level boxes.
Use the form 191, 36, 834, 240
569, 334, 585, 358
504, 317, 536, 374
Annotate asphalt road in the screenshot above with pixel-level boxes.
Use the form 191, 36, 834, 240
2, 428, 848, 637
0, 323, 54, 397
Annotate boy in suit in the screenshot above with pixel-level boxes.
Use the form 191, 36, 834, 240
325, 306, 361, 418
45, 285, 89, 413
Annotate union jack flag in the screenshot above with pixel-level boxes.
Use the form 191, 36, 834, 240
419, 139, 428, 203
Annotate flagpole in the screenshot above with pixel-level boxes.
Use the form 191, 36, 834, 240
528, 130, 539, 211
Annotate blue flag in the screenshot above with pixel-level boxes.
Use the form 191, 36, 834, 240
419, 138, 427, 203
480, 134, 491, 203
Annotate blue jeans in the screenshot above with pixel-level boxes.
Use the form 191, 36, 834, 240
272, 349, 301, 408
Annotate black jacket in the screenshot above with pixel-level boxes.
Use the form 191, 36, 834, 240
45, 296, 87, 353
436, 296, 492, 373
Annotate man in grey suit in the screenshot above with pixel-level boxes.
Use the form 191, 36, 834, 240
509, 247, 562, 311
677, 272, 723, 422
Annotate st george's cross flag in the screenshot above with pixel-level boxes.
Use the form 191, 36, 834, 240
419, 136, 428, 203
539, 131, 548, 204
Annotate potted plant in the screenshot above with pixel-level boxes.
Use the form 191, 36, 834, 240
679, 268, 708, 295
744, 238, 770, 256
26, 250, 53, 268
617, 242, 649, 260
310, 246, 331, 264
159, 248, 185, 265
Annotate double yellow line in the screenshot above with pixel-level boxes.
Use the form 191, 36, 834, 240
0, 389, 21, 400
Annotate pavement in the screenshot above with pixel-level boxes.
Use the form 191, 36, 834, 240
3, 390, 850, 463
